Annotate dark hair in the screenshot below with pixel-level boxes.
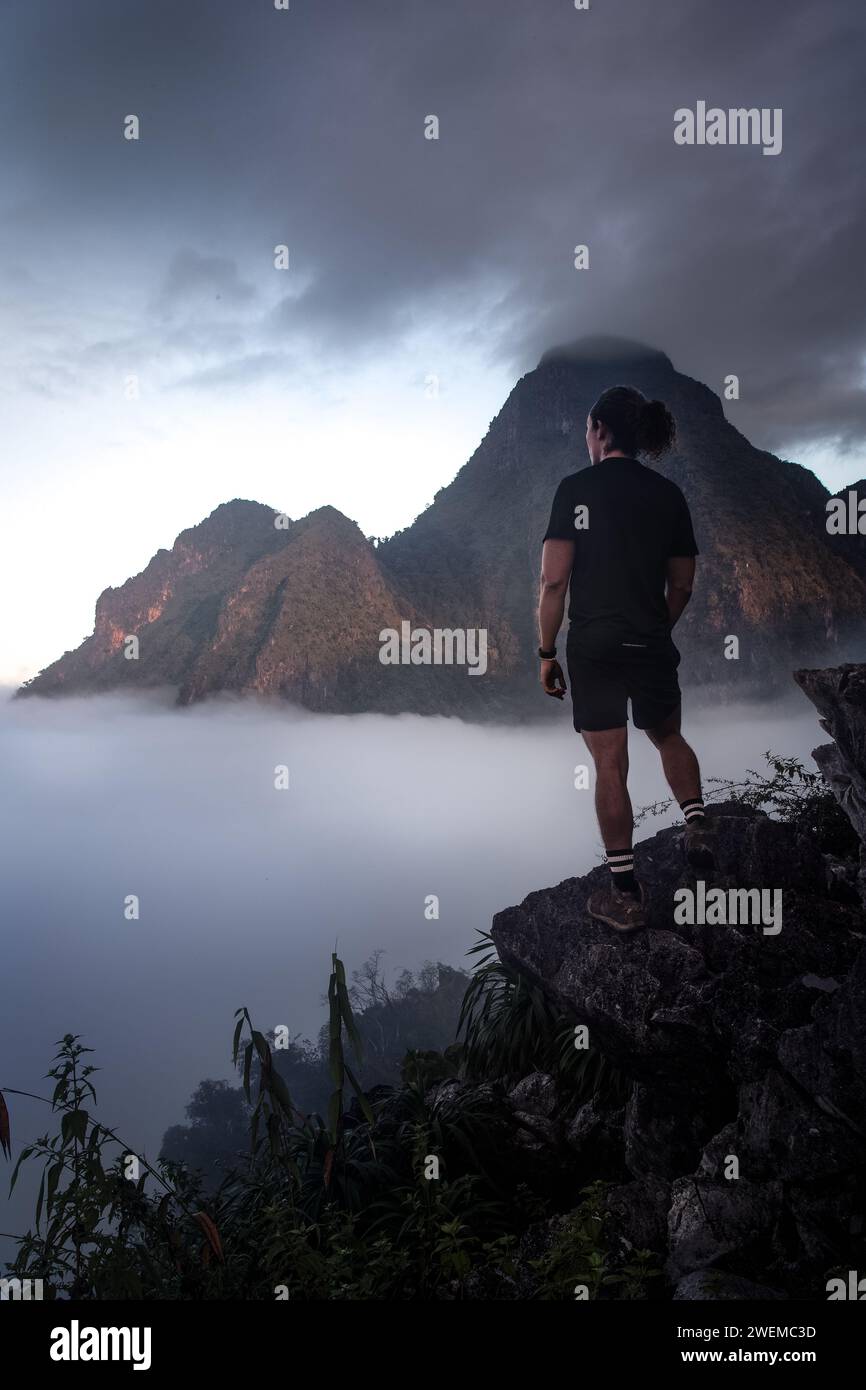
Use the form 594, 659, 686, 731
589, 385, 676, 458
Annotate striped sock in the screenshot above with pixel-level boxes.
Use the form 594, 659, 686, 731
606, 848, 638, 895
681, 798, 705, 823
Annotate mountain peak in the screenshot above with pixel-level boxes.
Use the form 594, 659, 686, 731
537, 335, 673, 372
295, 504, 367, 543
303, 503, 357, 525
192, 498, 280, 530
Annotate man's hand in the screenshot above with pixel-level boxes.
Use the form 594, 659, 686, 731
540, 658, 566, 699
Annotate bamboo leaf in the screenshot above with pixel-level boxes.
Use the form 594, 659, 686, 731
343, 1061, 374, 1124
251, 1030, 271, 1071
8, 1145, 33, 1194
0, 1091, 10, 1159
45, 1159, 62, 1216
193, 1211, 224, 1263
266, 1111, 282, 1157
328, 974, 344, 1087
242, 1042, 253, 1103
336, 979, 364, 1058
269, 1068, 295, 1120
231, 1015, 245, 1066
327, 1090, 341, 1142
35, 1168, 46, 1229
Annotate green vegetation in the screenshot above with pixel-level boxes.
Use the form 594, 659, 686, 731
459, 935, 629, 1103
1, 952, 638, 1300
635, 751, 858, 857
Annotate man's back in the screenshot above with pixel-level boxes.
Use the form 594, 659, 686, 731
543, 456, 698, 656
537, 387, 713, 936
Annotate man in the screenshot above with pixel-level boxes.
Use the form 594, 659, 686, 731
538, 384, 715, 934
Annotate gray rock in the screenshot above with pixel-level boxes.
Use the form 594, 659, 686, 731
565, 1097, 628, 1181
800, 973, 841, 992
737, 1069, 863, 1181
674, 1270, 786, 1300
822, 855, 860, 903
777, 940, 866, 1140
624, 1083, 717, 1180
667, 1177, 783, 1282
604, 1175, 671, 1258
492, 803, 863, 1099
795, 663, 866, 904
511, 1111, 559, 1151
507, 1071, 557, 1117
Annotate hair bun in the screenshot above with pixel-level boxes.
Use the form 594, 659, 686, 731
639, 398, 676, 457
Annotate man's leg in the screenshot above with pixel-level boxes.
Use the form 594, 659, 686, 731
569, 655, 645, 932
581, 726, 632, 849
644, 705, 715, 867
642, 704, 701, 805
581, 726, 646, 932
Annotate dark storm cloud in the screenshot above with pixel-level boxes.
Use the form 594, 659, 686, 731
2, 0, 864, 447
153, 249, 256, 314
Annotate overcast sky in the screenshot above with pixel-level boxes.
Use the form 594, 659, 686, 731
1, 0, 864, 683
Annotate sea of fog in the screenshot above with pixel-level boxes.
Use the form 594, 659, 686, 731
0, 687, 827, 1258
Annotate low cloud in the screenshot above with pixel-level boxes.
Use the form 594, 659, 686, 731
0, 686, 825, 1261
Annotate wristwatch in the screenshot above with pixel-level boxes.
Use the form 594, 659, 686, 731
538, 646, 557, 660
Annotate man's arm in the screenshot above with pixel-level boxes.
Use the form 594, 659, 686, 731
538, 538, 574, 699
666, 555, 696, 628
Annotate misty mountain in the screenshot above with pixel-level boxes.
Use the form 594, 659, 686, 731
19, 337, 866, 715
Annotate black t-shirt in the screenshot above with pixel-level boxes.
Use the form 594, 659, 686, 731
543, 456, 698, 657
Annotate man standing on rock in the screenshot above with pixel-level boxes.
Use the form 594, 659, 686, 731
538, 385, 715, 934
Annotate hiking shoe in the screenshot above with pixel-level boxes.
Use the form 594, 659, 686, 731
683, 818, 716, 870
587, 882, 647, 934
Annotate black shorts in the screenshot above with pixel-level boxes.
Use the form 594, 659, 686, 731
566, 634, 682, 732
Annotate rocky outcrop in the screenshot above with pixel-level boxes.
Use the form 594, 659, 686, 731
796, 663, 866, 906
491, 771, 866, 1297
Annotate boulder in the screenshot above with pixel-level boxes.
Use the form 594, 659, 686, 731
795, 663, 866, 904
489, 667, 866, 1296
